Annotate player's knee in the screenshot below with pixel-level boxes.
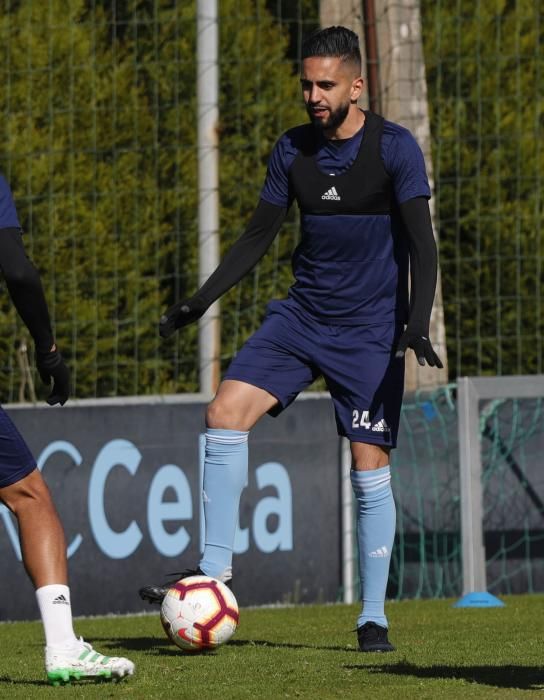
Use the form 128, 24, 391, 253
206, 398, 243, 430
351, 443, 390, 471
0, 468, 51, 514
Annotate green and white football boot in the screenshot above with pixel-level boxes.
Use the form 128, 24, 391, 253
45, 637, 135, 685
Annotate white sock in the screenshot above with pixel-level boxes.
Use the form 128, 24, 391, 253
35, 584, 78, 648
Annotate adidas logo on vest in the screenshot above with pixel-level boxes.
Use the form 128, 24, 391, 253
321, 186, 341, 201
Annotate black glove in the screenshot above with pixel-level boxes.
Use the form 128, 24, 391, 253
159, 296, 208, 339
36, 347, 70, 406
395, 328, 444, 368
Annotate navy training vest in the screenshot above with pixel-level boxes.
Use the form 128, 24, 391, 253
286, 111, 409, 325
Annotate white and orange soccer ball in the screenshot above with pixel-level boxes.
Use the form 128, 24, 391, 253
160, 575, 239, 652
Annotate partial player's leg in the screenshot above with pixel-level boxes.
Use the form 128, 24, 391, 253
207, 378, 280, 431
0, 409, 134, 684
0, 468, 68, 587
139, 301, 318, 604
349, 441, 396, 652
138, 380, 277, 602
199, 379, 278, 582
321, 321, 404, 652
139, 380, 278, 604
200, 308, 318, 587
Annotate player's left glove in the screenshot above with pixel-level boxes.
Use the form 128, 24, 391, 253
159, 295, 208, 339
395, 328, 443, 368
36, 345, 70, 406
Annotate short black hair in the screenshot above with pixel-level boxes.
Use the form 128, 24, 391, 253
301, 26, 361, 70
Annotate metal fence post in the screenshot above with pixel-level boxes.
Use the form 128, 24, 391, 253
457, 377, 487, 594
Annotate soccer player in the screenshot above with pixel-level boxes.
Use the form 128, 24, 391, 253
140, 26, 442, 652
0, 173, 135, 683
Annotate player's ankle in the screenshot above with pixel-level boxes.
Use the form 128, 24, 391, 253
199, 563, 232, 582
46, 636, 79, 652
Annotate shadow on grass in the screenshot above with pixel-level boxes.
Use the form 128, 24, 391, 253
0, 674, 131, 688
344, 661, 544, 691
228, 639, 357, 652
88, 636, 359, 655
0, 676, 48, 688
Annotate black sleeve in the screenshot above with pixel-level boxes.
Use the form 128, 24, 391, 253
196, 199, 287, 307
398, 197, 438, 335
0, 227, 54, 352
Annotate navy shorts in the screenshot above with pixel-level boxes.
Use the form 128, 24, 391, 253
224, 300, 405, 447
0, 406, 37, 488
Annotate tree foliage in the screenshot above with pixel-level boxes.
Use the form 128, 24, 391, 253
0, 0, 314, 400
421, 0, 544, 377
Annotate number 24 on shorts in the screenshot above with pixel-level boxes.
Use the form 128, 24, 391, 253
352, 409, 371, 430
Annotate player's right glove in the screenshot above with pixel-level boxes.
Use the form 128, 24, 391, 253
36, 346, 70, 406
159, 296, 208, 338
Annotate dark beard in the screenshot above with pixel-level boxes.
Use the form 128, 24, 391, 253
306, 100, 350, 131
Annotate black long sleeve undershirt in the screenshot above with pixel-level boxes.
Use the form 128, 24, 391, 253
195, 196, 438, 329
398, 196, 438, 335
194, 199, 287, 308
0, 227, 54, 352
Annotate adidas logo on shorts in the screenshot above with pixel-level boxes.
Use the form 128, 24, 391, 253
371, 419, 390, 433
321, 186, 341, 200
369, 546, 389, 558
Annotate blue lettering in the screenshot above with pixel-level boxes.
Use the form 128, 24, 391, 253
37, 440, 83, 558
252, 462, 293, 553
147, 464, 192, 556
88, 439, 142, 559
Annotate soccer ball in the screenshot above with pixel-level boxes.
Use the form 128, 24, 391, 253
160, 575, 239, 652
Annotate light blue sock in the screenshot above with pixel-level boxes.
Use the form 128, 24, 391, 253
351, 466, 396, 629
199, 428, 248, 579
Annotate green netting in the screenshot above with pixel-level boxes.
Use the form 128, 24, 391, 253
481, 397, 544, 594
390, 384, 462, 599
350, 384, 544, 601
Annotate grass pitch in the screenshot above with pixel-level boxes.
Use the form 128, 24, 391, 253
0, 595, 542, 699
